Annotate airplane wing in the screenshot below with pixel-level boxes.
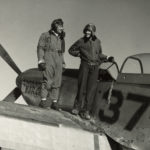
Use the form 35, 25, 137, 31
0, 101, 112, 150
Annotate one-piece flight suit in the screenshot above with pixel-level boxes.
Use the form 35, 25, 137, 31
37, 31, 65, 105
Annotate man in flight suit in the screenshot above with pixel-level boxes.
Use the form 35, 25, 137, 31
37, 18, 65, 109
69, 23, 114, 119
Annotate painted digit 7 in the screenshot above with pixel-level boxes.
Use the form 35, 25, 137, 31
125, 93, 150, 131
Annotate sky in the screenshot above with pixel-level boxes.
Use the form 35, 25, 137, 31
0, 0, 150, 102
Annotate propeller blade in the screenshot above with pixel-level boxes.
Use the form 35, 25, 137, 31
0, 44, 21, 75
3, 87, 21, 102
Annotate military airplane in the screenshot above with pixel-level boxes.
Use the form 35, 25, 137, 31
0, 44, 150, 150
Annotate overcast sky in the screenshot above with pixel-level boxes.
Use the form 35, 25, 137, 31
0, 0, 150, 101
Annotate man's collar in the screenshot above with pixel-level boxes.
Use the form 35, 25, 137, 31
51, 30, 59, 37
83, 35, 97, 41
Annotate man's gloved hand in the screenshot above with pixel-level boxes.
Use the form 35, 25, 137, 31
38, 62, 46, 71
107, 56, 115, 62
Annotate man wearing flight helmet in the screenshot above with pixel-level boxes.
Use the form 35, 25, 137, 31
69, 23, 114, 120
37, 18, 65, 109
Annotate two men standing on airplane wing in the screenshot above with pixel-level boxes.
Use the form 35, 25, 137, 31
37, 19, 114, 120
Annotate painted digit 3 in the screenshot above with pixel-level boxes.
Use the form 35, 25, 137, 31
99, 90, 123, 124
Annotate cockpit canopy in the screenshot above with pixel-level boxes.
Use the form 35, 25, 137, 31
120, 53, 150, 74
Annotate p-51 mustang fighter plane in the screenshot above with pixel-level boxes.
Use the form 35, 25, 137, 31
0, 44, 150, 150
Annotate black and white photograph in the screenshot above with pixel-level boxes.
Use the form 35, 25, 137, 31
0, 0, 150, 149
